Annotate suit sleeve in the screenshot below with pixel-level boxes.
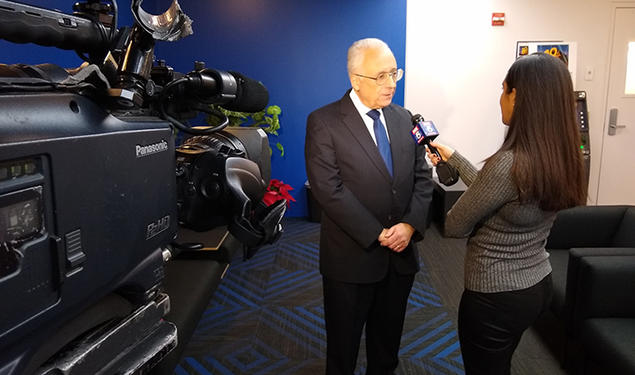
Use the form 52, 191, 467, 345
305, 112, 384, 248
401, 125, 434, 241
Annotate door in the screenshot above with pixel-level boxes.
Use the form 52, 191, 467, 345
597, 7, 635, 205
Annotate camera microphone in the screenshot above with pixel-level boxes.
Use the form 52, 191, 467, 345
410, 114, 459, 186
226, 71, 270, 112
183, 69, 269, 113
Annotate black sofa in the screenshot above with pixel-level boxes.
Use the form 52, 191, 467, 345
576, 255, 635, 374
545, 205, 635, 373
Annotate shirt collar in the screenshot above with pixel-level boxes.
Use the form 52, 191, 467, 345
349, 89, 383, 119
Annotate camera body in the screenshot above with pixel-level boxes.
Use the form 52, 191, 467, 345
0, 91, 177, 373
0, 1, 284, 373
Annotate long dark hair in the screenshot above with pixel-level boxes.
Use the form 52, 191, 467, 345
497, 53, 586, 211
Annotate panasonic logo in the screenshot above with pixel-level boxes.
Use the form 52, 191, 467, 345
136, 140, 169, 158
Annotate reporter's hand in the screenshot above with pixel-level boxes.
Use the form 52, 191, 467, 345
426, 141, 454, 166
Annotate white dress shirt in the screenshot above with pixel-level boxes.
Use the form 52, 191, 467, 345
349, 89, 391, 145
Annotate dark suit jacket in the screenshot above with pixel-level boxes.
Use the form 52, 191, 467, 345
305, 91, 434, 284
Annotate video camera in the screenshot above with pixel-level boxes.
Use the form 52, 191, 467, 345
0, 1, 286, 374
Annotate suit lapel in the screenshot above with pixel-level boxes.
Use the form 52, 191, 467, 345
384, 105, 406, 182
339, 94, 392, 182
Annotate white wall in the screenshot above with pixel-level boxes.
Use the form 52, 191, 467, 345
405, 0, 633, 204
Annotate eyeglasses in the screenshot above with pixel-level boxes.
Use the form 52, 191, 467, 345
354, 68, 403, 86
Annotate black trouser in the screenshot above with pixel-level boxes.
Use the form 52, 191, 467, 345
322, 268, 415, 375
458, 274, 552, 375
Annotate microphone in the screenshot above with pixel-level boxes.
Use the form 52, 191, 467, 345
225, 71, 270, 112
184, 69, 269, 112
411, 114, 459, 186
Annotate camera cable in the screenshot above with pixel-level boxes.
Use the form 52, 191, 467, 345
158, 77, 229, 135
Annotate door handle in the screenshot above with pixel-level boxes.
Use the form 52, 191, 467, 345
608, 108, 627, 136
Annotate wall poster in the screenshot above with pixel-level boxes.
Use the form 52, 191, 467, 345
516, 41, 578, 87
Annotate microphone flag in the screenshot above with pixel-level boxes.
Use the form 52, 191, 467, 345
410, 119, 440, 145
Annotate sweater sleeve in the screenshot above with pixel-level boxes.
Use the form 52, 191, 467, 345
447, 151, 478, 186
444, 151, 517, 238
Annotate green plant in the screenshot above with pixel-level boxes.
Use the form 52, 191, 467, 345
208, 104, 284, 156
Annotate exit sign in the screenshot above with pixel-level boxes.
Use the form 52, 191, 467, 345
492, 12, 505, 26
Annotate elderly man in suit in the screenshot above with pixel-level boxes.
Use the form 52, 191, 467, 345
305, 38, 434, 375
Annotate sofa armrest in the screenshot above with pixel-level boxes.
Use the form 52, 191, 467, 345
555, 248, 635, 333
546, 205, 628, 249
572, 255, 635, 332
614, 206, 635, 247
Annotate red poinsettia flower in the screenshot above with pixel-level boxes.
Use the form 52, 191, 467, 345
263, 179, 296, 206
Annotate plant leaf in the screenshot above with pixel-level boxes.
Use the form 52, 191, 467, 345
276, 142, 284, 157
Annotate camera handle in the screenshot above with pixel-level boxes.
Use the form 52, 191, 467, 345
0, 1, 111, 53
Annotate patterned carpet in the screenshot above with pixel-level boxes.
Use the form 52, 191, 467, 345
174, 218, 464, 375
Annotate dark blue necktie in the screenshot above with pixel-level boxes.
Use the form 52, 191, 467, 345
367, 109, 393, 176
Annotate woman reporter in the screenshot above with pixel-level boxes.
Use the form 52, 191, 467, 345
428, 53, 586, 375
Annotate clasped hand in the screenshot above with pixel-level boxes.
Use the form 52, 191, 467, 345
379, 223, 415, 253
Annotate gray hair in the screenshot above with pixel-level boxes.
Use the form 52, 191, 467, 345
347, 38, 392, 76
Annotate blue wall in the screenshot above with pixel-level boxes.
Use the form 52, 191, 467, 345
155, 0, 407, 217
0, 0, 407, 217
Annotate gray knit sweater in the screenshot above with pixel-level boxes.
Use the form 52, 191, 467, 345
445, 150, 554, 293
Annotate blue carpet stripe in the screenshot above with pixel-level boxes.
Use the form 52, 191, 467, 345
250, 336, 285, 356
217, 279, 262, 307
401, 320, 452, 354
412, 284, 443, 301
174, 364, 189, 375
266, 272, 321, 299
412, 328, 456, 358
226, 347, 268, 372
278, 233, 318, 243
271, 269, 289, 278
253, 358, 290, 375
230, 252, 276, 272
295, 306, 323, 326
279, 306, 325, 334
432, 356, 464, 374
401, 312, 448, 343
276, 247, 319, 267
278, 360, 317, 375
267, 269, 319, 291
196, 309, 254, 333
279, 223, 320, 238
268, 269, 306, 287
202, 355, 233, 375
435, 339, 461, 360
259, 307, 326, 356
408, 290, 443, 307
199, 304, 241, 326
409, 358, 451, 375
201, 338, 293, 374
184, 357, 215, 375
408, 300, 434, 309
220, 277, 266, 298
203, 295, 242, 315
282, 242, 319, 259
432, 341, 464, 373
